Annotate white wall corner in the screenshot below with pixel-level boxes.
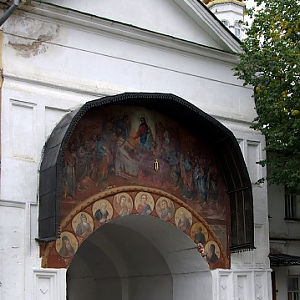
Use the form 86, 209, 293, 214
234, 271, 254, 300
254, 270, 273, 300
212, 269, 234, 300
33, 268, 66, 300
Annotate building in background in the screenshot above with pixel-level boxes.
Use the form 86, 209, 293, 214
268, 184, 300, 300
0, 1, 272, 299
203, 0, 246, 39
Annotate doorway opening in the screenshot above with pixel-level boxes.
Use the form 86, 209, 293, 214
67, 215, 212, 300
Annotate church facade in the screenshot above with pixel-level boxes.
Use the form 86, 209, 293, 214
0, 0, 272, 299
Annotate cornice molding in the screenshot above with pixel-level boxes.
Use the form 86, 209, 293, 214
4, 74, 253, 128
174, 0, 242, 52
17, 1, 240, 64
0, 199, 26, 208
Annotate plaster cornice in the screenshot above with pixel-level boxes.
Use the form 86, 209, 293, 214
0, 199, 26, 208
173, 0, 242, 52
4, 74, 254, 129
17, 1, 240, 63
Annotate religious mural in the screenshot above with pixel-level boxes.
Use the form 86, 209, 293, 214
42, 105, 230, 270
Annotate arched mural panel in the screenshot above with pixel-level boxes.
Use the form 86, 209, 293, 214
42, 187, 229, 270
40, 103, 231, 270
60, 105, 228, 222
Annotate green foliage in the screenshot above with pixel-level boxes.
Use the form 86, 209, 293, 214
235, 0, 300, 188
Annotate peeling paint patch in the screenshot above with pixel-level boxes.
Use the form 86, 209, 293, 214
6, 15, 59, 57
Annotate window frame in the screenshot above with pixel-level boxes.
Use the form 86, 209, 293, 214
234, 21, 241, 39
285, 187, 300, 221
288, 276, 299, 300
221, 19, 229, 28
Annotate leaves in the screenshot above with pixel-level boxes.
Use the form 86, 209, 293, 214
235, 0, 300, 188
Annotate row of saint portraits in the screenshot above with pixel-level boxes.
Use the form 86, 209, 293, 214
56, 192, 222, 265
62, 106, 225, 212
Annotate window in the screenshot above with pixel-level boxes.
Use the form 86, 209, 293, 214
222, 19, 229, 28
234, 21, 241, 39
285, 187, 300, 220
288, 277, 299, 300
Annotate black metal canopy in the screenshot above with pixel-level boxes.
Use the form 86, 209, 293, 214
269, 253, 300, 267
38, 92, 254, 251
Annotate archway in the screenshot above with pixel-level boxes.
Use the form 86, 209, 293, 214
39, 92, 254, 254
38, 92, 254, 300
67, 215, 212, 300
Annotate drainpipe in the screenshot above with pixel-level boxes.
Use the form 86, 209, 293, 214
0, 0, 20, 27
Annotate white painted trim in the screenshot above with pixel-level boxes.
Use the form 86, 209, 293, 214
3, 75, 256, 129
0, 199, 26, 208
174, 0, 241, 52
33, 268, 66, 300
3, 74, 124, 98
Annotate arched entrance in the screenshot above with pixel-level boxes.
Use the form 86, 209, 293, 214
38, 92, 254, 300
67, 215, 212, 300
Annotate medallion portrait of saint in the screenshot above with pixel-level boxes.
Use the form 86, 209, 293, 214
135, 192, 154, 216
155, 197, 175, 221
191, 223, 208, 246
204, 241, 220, 264
56, 232, 78, 258
72, 212, 94, 238
93, 199, 113, 224
113, 193, 133, 217
175, 207, 192, 234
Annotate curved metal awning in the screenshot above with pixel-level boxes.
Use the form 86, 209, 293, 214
38, 92, 254, 252
269, 253, 300, 267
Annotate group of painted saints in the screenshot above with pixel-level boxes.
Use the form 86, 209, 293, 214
62, 113, 220, 205
57, 191, 220, 265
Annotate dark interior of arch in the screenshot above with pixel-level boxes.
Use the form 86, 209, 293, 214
38, 92, 254, 251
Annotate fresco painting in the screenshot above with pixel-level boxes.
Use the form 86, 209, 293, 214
135, 192, 155, 216
113, 192, 133, 217
42, 105, 230, 270
55, 232, 78, 259
191, 223, 208, 245
175, 207, 192, 235
72, 212, 94, 238
205, 241, 221, 264
43, 188, 228, 269
60, 106, 227, 220
93, 199, 113, 223
156, 197, 175, 221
